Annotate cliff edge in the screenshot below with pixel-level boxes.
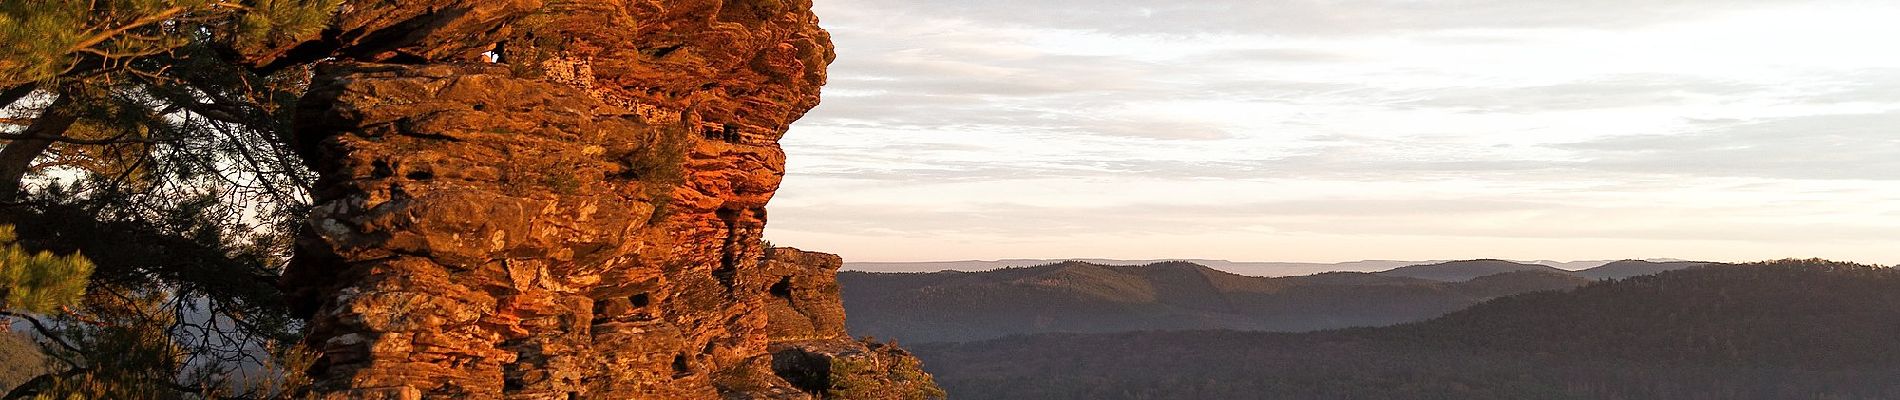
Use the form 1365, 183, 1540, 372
759, 248, 945, 400
266, 1, 939, 398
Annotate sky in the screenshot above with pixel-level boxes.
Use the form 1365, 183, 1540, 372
764, 0, 1900, 264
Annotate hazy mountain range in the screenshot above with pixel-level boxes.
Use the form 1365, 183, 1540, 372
912, 259, 1900, 399
839, 259, 1709, 343
845, 258, 1696, 276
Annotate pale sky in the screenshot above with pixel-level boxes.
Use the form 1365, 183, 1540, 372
765, 0, 1900, 264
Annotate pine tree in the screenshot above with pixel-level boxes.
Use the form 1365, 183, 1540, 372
0, 224, 90, 314
0, 0, 339, 88
0, 1, 342, 396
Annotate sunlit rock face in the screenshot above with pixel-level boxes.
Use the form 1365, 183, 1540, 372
273, 1, 933, 398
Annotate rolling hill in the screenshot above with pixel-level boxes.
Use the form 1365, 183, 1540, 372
839, 260, 1592, 343
1375, 259, 1574, 281
844, 259, 1428, 275
843, 258, 1698, 276
1575, 259, 1711, 280
912, 259, 1900, 400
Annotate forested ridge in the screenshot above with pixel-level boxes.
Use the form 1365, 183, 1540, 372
914, 259, 1900, 400
842, 260, 1634, 342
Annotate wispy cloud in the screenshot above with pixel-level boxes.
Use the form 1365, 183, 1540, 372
771, 0, 1900, 264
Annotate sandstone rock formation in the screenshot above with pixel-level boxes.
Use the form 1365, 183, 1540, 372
760, 248, 945, 400
759, 248, 850, 341
272, 1, 939, 398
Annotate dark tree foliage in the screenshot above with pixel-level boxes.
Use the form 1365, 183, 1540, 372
0, 1, 337, 397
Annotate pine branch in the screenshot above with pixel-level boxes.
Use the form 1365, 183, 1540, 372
0, 130, 161, 145
64, 7, 192, 57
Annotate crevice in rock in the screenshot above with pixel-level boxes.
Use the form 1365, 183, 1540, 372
380, 52, 430, 64
337, 7, 472, 63
715, 207, 742, 291
641, 44, 683, 59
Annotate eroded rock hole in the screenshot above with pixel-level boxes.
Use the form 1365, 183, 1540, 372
371, 160, 394, 178
671, 354, 691, 377
770, 276, 792, 299
590, 298, 614, 324
721, 123, 741, 143
406, 169, 434, 180
485, 42, 508, 64
630, 293, 650, 308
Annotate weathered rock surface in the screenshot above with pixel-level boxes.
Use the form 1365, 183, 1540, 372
760, 248, 944, 400
769, 339, 943, 400
276, 1, 936, 398
759, 248, 848, 341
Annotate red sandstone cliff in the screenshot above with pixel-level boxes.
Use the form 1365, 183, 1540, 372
265, 1, 939, 398
760, 248, 944, 400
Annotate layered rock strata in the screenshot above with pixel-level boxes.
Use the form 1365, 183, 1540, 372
275, 1, 937, 398
759, 248, 944, 400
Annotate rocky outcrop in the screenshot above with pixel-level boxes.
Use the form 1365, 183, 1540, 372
276, 1, 935, 398
759, 248, 944, 400
768, 339, 943, 400
759, 248, 849, 341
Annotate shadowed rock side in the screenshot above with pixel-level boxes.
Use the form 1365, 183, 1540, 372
759, 248, 944, 400
264, 0, 937, 398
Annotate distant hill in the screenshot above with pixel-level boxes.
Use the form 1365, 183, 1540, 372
844, 258, 1701, 276
913, 259, 1900, 400
1575, 259, 1711, 280
843, 259, 1427, 275
839, 261, 1590, 343
1452, 270, 1598, 298
1377, 259, 1574, 281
